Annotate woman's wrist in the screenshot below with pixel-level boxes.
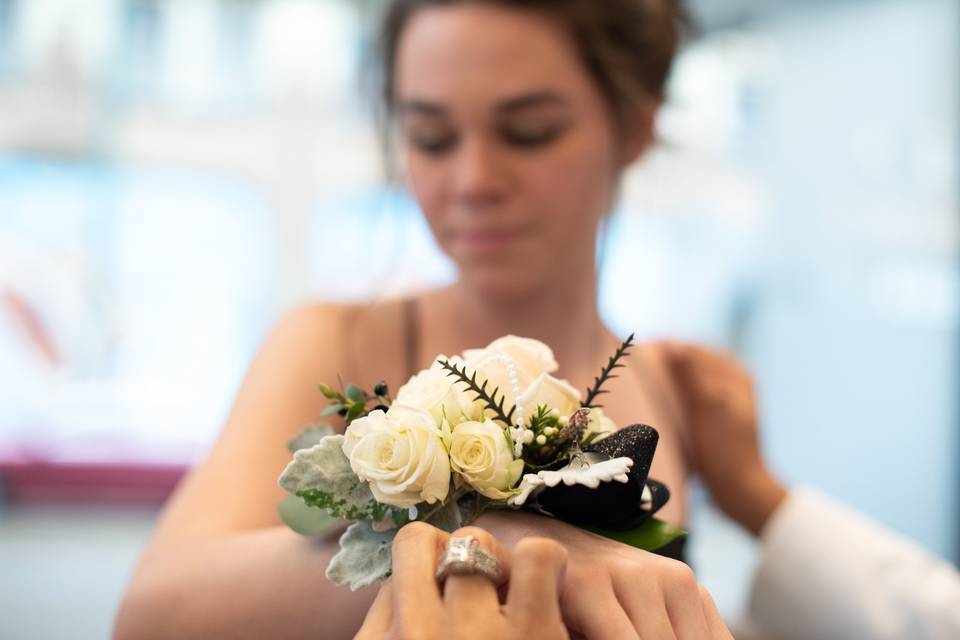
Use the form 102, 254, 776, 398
473, 509, 550, 548
720, 469, 788, 537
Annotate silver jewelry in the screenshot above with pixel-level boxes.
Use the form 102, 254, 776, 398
436, 535, 502, 584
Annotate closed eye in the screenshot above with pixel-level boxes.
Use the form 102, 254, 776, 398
410, 133, 458, 155
500, 124, 567, 149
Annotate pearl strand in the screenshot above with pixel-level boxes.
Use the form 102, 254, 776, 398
474, 353, 526, 457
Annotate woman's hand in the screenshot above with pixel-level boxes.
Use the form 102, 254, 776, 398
477, 511, 734, 640
651, 341, 788, 535
355, 522, 570, 640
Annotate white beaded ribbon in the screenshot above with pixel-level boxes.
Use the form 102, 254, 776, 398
469, 353, 526, 457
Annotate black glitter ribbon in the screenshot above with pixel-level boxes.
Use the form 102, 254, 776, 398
535, 424, 670, 530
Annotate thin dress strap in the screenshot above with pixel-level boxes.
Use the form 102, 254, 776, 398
402, 298, 420, 381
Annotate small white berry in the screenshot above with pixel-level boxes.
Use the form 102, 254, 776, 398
543, 427, 556, 436
536, 434, 547, 445
522, 429, 535, 444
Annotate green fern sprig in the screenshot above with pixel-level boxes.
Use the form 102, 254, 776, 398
582, 333, 635, 409
439, 360, 516, 427
527, 404, 560, 432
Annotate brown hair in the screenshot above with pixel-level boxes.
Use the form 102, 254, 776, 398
376, 0, 687, 136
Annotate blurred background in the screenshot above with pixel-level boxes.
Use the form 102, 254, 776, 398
0, 0, 957, 637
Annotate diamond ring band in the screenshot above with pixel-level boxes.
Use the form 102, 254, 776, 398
436, 535, 502, 584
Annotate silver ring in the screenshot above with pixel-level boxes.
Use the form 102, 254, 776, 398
436, 535, 502, 584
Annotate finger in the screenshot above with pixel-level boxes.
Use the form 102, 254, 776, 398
442, 526, 510, 623
613, 577, 677, 640
660, 563, 712, 640
561, 577, 640, 640
353, 580, 394, 640
391, 522, 447, 620
699, 585, 735, 640
505, 537, 567, 629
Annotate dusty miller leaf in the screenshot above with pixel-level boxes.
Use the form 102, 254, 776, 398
326, 520, 396, 590
278, 435, 379, 520
287, 424, 335, 453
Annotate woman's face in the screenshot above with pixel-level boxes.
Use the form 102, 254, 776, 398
393, 4, 641, 297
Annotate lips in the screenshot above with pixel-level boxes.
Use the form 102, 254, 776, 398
449, 226, 532, 254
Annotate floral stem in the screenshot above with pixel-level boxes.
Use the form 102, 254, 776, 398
416, 485, 470, 523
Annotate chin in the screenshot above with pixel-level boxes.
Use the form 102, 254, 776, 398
458, 261, 547, 301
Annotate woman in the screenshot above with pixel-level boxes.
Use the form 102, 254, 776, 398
115, 1, 727, 638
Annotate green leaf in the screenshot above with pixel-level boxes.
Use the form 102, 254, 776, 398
318, 384, 341, 400
287, 424, 335, 453
345, 384, 366, 404
327, 520, 396, 590
346, 402, 366, 423
391, 509, 411, 527
321, 404, 344, 417
277, 495, 337, 535
580, 518, 686, 552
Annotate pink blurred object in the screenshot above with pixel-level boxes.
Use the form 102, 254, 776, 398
0, 458, 186, 506
1, 285, 62, 368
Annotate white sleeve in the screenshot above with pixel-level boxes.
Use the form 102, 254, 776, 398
746, 488, 960, 640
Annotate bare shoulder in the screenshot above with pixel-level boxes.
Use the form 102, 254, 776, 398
633, 342, 685, 423
145, 301, 367, 548
635, 341, 697, 464
266, 302, 350, 358
634, 342, 677, 395
254, 298, 409, 397
232, 302, 355, 410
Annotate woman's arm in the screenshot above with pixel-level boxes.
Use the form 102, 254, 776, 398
115, 526, 377, 640
116, 305, 375, 639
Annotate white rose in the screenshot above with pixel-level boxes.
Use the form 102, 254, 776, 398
449, 419, 525, 500
585, 407, 618, 442
395, 356, 483, 426
464, 335, 558, 384
342, 405, 450, 508
515, 373, 581, 420
463, 336, 559, 410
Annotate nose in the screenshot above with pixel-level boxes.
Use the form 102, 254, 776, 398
451, 136, 507, 211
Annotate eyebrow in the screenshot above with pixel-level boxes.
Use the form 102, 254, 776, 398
397, 91, 571, 117
497, 91, 570, 113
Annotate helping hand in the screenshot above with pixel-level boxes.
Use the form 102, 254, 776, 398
650, 341, 787, 535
